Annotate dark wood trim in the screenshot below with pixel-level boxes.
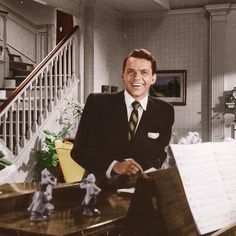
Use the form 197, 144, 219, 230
0, 25, 79, 113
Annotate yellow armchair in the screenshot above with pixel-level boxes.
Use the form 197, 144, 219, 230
55, 140, 85, 183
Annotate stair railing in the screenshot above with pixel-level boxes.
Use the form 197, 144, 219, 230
0, 25, 79, 155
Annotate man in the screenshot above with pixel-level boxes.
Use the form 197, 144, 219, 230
71, 49, 174, 178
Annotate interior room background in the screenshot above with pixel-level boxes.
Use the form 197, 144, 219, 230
1, 0, 236, 143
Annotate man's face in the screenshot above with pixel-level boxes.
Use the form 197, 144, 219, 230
121, 57, 156, 101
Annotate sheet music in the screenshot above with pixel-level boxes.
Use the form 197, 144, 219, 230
170, 142, 236, 235
211, 142, 236, 223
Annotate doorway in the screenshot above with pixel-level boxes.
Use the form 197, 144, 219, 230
56, 10, 73, 44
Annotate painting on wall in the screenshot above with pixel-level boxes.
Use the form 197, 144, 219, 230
149, 70, 187, 105
101, 85, 119, 93
111, 86, 118, 93
101, 85, 110, 93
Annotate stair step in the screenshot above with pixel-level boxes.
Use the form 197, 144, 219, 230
5, 76, 27, 87
3, 78, 16, 88
0, 90, 7, 99
10, 68, 32, 77
9, 54, 22, 63
14, 76, 27, 86
0, 88, 15, 98
0, 99, 7, 105
10, 61, 34, 71
4, 75, 27, 88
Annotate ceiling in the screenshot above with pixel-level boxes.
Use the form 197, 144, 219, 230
99, 0, 169, 12
6, 0, 236, 15
168, 0, 236, 9
99, 0, 236, 13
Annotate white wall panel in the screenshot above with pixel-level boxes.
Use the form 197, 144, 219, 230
7, 19, 36, 62
224, 9, 236, 138
94, 2, 123, 93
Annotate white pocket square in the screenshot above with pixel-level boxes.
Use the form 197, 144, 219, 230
148, 132, 160, 139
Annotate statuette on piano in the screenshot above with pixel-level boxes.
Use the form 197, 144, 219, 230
28, 168, 57, 221
80, 173, 101, 217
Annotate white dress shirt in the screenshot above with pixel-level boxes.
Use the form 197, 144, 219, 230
106, 90, 148, 178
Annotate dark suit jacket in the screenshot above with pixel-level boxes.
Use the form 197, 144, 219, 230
71, 91, 174, 177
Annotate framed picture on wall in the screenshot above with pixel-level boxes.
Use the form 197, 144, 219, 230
149, 70, 187, 105
101, 85, 110, 93
111, 86, 118, 93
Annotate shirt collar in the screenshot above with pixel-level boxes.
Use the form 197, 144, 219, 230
124, 90, 148, 111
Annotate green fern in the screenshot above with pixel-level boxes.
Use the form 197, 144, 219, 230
35, 123, 72, 180
0, 150, 12, 170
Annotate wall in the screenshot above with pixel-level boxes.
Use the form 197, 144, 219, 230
0, 0, 55, 25
0, 0, 56, 64
123, 10, 208, 140
224, 7, 236, 138
93, 2, 123, 93
3, 1, 235, 141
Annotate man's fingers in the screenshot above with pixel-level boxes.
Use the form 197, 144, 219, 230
113, 159, 143, 176
128, 159, 143, 173
130, 165, 139, 173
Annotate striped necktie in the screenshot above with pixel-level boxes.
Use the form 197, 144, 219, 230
128, 101, 140, 141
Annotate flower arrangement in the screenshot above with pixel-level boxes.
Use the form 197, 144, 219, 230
59, 99, 84, 138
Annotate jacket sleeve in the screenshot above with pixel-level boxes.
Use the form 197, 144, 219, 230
71, 94, 107, 177
156, 104, 174, 167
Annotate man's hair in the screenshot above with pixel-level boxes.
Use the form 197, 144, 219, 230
122, 49, 157, 75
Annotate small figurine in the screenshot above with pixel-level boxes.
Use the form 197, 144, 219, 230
28, 168, 57, 221
80, 173, 101, 217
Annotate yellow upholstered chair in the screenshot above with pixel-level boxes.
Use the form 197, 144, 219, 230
55, 140, 85, 183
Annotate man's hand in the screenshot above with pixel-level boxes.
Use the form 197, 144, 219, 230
113, 159, 143, 176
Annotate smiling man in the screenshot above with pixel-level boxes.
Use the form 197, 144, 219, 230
71, 49, 174, 178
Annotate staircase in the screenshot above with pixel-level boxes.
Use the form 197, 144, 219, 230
0, 54, 34, 104
0, 25, 80, 183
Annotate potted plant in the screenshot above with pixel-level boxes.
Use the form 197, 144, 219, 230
35, 99, 83, 181
0, 150, 12, 170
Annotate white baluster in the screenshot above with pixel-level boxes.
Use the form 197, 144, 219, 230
9, 106, 13, 152
49, 63, 53, 112
15, 99, 20, 155
38, 73, 43, 125
54, 56, 58, 105
63, 46, 67, 93
68, 41, 72, 87
72, 37, 76, 82
2, 113, 7, 146
32, 78, 38, 132
58, 52, 63, 99
20, 91, 26, 147
43, 68, 48, 119
27, 85, 32, 139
